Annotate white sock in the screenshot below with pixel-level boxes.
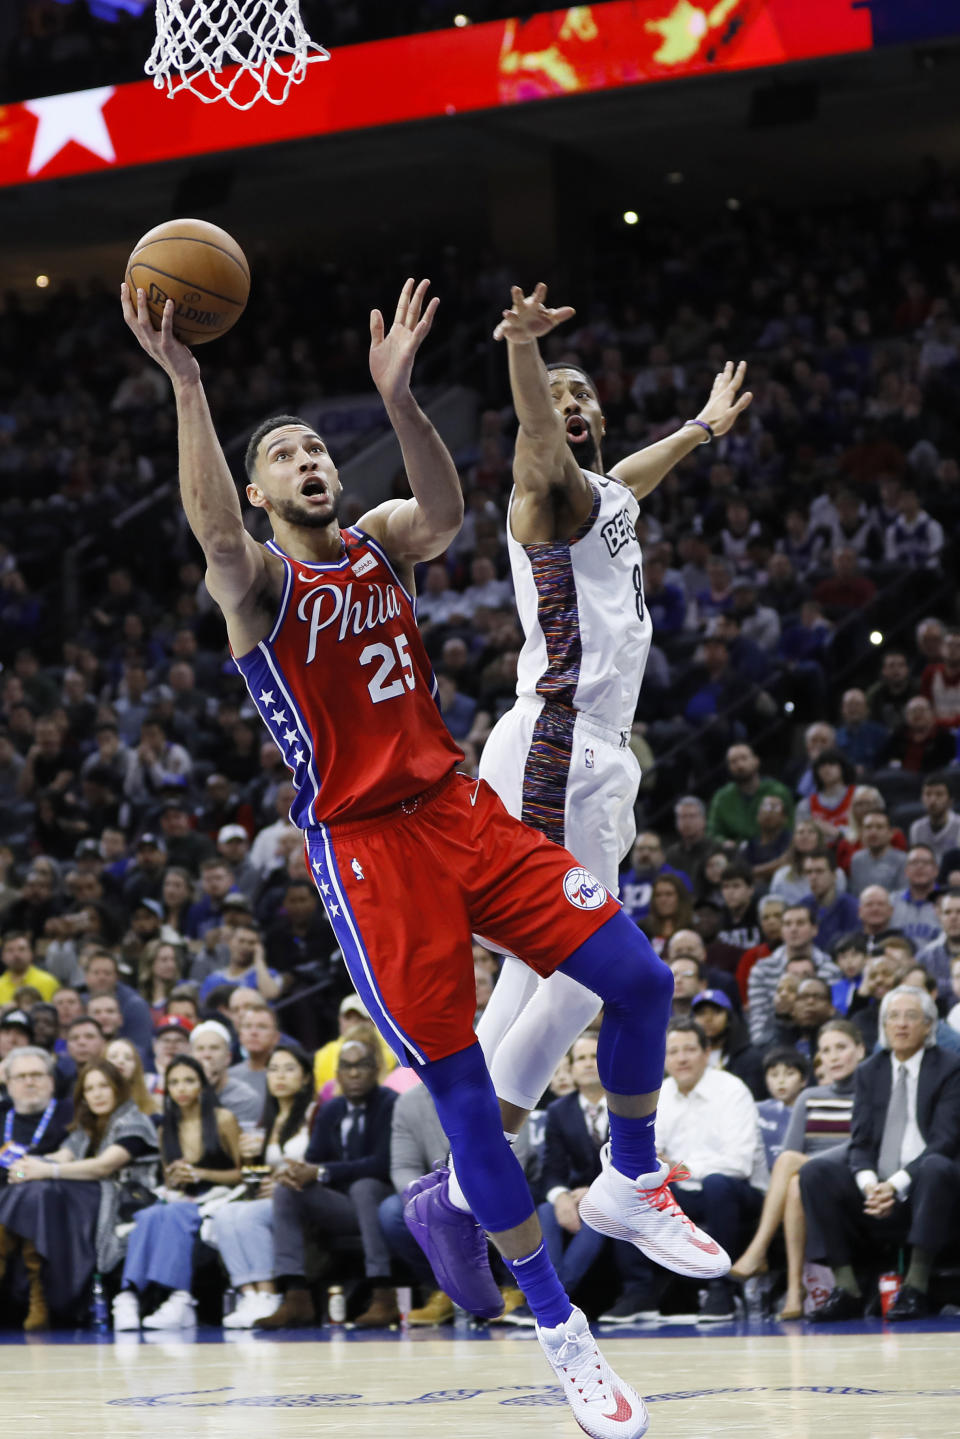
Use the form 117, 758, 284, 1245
448, 1133, 518, 1215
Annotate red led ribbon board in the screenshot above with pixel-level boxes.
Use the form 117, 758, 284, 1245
0, 1, 873, 188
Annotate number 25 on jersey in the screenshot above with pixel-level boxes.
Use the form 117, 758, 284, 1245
360, 632, 416, 705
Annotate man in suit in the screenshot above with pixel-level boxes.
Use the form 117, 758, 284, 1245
528, 1033, 611, 1325
256, 1037, 398, 1329
800, 984, 960, 1321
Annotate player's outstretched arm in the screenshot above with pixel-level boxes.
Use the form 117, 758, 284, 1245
494, 282, 584, 498
120, 284, 264, 610
610, 360, 753, 500
363, 278, 464, 565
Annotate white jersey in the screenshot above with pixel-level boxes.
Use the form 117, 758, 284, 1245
508, 470, 652, 733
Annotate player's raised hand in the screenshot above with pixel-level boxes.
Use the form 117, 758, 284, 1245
493, 282, 575, 343
369, 277, 439, 406
120, 283, 200, 388
695, 360, 753, 437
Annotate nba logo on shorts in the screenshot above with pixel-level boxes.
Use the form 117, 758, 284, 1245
351, 858, 365, 881
563, 867, 607, 910
584, 746, 595, 769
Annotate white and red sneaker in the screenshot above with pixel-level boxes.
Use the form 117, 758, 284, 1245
537, 1306, 648, 1439
579, 1149, 730, 1280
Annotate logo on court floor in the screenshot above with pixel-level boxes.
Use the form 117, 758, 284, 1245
562, 866, 607, 910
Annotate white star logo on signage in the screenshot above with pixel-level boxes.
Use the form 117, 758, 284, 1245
25, 87, 116, 177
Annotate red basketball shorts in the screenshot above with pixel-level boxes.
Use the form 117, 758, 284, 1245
303, 770, 620, 1065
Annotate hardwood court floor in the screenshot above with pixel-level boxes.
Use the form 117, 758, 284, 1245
2, 1318, 959, 1439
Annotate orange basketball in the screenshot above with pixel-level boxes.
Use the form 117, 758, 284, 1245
125, 218, 250, 345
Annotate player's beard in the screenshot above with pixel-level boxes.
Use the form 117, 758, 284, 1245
567, 431, 600, 473
270, 493, 342, 529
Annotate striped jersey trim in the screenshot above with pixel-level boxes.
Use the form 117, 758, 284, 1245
520, 701, 575, 847
524, 486, 601, 707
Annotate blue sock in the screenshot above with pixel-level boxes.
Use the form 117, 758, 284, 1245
608, 1109, 658, 1179
506, 1243, 573, 1329
560, 912, 673, 1095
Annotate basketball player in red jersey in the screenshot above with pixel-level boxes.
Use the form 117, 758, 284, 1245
121, 277, 723, 1439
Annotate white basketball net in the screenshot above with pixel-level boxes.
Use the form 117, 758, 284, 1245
146, 0, 330, 109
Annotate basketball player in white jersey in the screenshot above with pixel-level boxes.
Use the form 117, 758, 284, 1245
441, 282, 752, 1207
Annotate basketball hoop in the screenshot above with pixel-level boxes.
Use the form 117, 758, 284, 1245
146, 0, 330, 109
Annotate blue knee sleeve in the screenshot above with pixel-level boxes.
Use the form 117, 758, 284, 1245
560, 910, 673, 1095
413, 1042, 535, 1233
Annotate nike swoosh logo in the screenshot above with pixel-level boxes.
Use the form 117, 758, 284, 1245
688, 1234, 721, 1254
603, 1389, 633, 1423
298, 572, 321, 582
469, 781, 481, 806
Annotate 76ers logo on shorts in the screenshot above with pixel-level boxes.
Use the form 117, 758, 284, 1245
563, 867, 607, 910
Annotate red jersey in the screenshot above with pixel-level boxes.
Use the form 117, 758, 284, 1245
809, 784, 856, 836
232, 528, 462, 827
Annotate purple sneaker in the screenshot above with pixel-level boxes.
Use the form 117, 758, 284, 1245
403, 1168, 504, 1319
402, 1166, 446, 1206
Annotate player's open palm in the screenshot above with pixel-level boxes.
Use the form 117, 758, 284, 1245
696, 359, 753, 436
493, 282, 575, 343
120, 283, 200, 388
369, 277, 438, 406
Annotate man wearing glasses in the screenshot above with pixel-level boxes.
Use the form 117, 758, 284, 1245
0, 1048, 73, 1187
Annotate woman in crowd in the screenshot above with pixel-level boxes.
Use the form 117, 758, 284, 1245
689, 990, 766, 1099
159, 867, 195, 948
834, 786, 906, 872
210, 1043, 315, 1327
641, 874, 693, 955
112, 1053, 241, 1330
770, 819, 847, 904
0, 1058, 158, 1329
797, 749, 857, 839
697, 850, 728, 904
730, 1019, 865, 1317
769, 819, 823, 904
105, 1037, 161, 1117
139, 939, 185, 1025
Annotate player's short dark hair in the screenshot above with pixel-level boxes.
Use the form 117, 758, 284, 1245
245, 414, 314, 480
544, 362, 598, 396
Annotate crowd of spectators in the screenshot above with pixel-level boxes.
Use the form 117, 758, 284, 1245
2, 163, 960, 1329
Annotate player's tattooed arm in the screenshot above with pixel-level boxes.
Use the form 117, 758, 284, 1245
611, 361, 753, 500
494, 283, 585, 500
364, 278, 464, 568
